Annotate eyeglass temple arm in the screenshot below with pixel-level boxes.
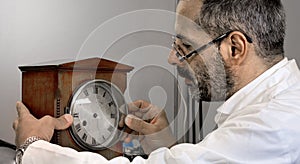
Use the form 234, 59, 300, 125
177, 32, 230, 62
179, 40, 216, 62
180, 32, 252, 62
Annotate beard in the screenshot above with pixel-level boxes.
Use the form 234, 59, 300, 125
177, 52, 235, 101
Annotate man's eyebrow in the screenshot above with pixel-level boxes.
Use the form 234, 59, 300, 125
176, 34, 189, 42
176, 34, 193, 45
175, 34, 184, 39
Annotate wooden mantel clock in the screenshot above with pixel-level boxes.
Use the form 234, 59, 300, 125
18, 57, 134, 159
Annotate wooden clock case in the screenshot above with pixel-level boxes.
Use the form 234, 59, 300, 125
18, 58, 133, 159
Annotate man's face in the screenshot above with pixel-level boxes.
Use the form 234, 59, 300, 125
169, 0, 234, 101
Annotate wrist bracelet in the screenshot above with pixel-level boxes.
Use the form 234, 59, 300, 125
15, 136, 42, 164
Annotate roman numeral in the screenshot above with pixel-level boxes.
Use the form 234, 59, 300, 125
93, 86, 98, 94
102, 91, 106, 97
110, 113, 116, 118
75, 123, 81, 132
73, 113, 79, 118
83, 90, 89, 96
107, 125, 114, 132
82, 133, 87, 142
108, 101, 114, 107
92, 137, 96, 145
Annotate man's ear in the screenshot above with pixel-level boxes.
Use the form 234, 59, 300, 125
226, 31, 249, 65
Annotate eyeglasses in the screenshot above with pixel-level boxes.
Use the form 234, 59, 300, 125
172, 31, 253, 62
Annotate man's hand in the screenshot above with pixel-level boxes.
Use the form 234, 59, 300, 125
13, 101, 73, 147
119, 100, 177, 154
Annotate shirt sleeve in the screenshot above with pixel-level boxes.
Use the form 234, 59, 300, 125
22, 139, 232, 164
22, 111, 288, 164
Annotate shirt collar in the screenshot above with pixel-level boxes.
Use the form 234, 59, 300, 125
216, 58, 289, 115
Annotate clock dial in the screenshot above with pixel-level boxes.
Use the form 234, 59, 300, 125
67, 80, 127, 150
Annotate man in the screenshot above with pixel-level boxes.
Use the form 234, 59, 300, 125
13, 0, 300, 163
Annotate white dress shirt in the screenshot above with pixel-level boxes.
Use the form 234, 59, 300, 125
23, 58, 300, 163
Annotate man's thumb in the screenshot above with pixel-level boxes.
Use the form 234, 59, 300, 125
54, 114, 73, 130
125, 114, 153, 134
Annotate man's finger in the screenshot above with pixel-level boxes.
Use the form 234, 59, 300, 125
119, 114, 126, 128
12, 119, 18, 130
125, 114, 154, 135
127, 102, 141, 112
54, 114, 73, 130
16, 101, 30, 117
142, 105, 163, 120
119, 104, 127, 114
41, 114, 73, 130
128, 100, 151, 113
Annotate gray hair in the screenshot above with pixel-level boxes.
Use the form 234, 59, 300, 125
199, 0, 286, 62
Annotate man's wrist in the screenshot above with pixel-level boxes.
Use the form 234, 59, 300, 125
15, 136, 42, 164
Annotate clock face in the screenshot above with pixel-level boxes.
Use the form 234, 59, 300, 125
67, 80, 127, 150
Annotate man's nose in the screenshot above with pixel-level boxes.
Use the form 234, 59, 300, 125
168, 49, 185, 67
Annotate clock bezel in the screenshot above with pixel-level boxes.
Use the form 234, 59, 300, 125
66, 79, 127, 150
